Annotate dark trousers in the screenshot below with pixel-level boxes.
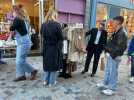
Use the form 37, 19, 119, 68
131, 56, 134, 77
84, 45, 102, 75
61, 54, 68, 74
62, 59, 67, 74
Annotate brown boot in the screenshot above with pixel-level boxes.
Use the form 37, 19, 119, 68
30, 70, 38, 80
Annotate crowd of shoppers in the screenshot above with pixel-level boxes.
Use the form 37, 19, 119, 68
2, 4, 134, 96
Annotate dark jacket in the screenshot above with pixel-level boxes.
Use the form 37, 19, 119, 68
128, 36, 134, 56
10, 17, 28, 36
86, 28, 107, 52
105, 27, 127, 59
40, 21, 63, 71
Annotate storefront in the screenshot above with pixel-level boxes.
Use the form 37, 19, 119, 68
91, 0, 134, 38
0, 0, 41, 56
0, 0, 88, 56
55, 0, 86, 24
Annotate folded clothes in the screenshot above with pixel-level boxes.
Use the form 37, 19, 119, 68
0, 40, 16, 48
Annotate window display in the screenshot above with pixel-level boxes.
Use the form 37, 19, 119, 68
120, 9, 134, 38
96, 3, 108, 28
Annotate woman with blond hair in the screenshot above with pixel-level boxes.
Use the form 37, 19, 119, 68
10, 4, 37, 82
41, 9, 63, 87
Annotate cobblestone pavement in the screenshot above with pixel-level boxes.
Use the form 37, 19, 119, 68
0, 56, 134, 100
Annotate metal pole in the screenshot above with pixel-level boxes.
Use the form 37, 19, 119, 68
90, 0, 97, 29
39, 0, 44, 52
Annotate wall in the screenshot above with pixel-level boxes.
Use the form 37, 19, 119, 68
56, 0, 86, 23
98, 0, 134, 9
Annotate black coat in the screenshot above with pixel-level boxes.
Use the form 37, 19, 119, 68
40, 21, 63, 71
86, 28, 107, 52
105, 27, 127, 59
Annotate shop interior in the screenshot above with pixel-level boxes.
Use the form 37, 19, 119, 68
0, 0, 55, 57
96, 3, 134, 38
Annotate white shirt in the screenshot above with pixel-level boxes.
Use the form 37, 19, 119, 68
94, 31, 102, 44
62, 40, 68, 54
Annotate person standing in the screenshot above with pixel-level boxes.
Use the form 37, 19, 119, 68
59, 24, 71, 79
128, 34, 134, 83
10, 5, 37, 82
41, 10, 63, 87
97, 16, 127, 95
81, 23, 107, 77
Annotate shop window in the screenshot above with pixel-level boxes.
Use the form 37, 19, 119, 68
96, 3, 108, 28
120, 9, 134, 38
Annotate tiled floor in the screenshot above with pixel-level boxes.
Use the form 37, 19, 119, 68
0, 56, 134, 100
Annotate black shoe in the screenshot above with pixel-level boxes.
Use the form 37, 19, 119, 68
58, 72, 64, 77
81, 70, 88, 74
30, 70, 38, 80
90, 74, 95, 77
13, 76, 26, 82
64, 74, 72, 79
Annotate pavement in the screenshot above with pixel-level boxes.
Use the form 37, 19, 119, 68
0, 56, 134, 100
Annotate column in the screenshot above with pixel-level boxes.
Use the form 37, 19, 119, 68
39, 0, 44, 50
89, 0, 97, 29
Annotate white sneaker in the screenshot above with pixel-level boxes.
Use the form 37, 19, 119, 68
129, 77, 134, 83
48, 81, 57, 88
102, 89, 115, 96
43, 81, 47, 86
97, 82, 106, 90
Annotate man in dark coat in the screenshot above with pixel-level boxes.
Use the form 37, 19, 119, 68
81, 23, 107, 77
97, 16, 127, 96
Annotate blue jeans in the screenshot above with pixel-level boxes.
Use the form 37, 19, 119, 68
16, 45, 34, 77
131, 56, 134, 77
103, 56, 121, 90
43, 71, 57, 85
15, 30, 34, 77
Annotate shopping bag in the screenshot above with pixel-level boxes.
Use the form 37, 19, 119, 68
100, 57, 105, 71
67, 61, 77, 74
